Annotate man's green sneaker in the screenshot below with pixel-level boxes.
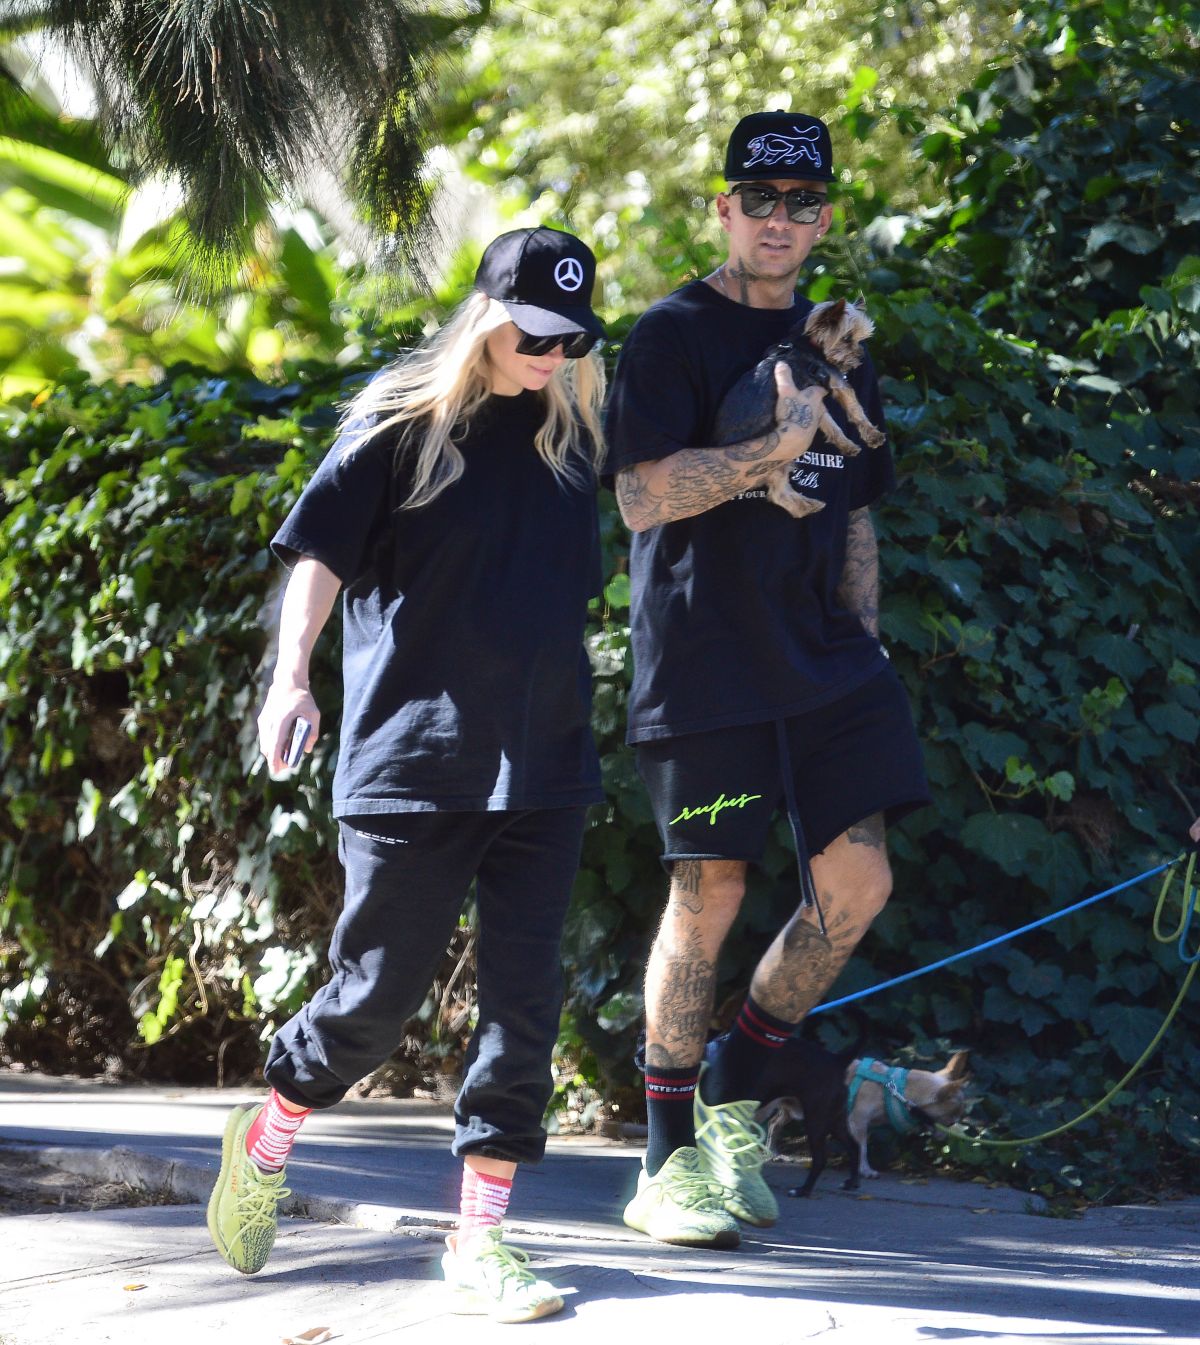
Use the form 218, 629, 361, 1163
206, 1103, 291, 1275
694, 1065, 777, 1227
441, 1228, 564, 1323
622, 1146, 741, 1248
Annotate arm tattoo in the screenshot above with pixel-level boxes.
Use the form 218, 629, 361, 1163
838, 507, 880, 637
615, 422, 800, 531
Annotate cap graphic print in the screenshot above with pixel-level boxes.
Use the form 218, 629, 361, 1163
554, 256, 584, 292
474, 227, 604, 339
724, 112, 835, 183
746, 125, 822, 170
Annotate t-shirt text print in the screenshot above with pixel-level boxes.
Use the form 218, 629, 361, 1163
734, 447, 847, 503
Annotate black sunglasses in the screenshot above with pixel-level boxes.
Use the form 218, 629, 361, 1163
730, 183, 827, 224
515, 328, 598, 359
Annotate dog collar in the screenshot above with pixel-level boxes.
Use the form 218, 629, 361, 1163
847, 1058, 921, 1135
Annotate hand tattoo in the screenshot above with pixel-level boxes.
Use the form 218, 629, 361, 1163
778, 396, 814, 429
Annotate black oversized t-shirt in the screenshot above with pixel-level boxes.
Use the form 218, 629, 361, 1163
605, 280, 895, 743
272, 389, 604, 813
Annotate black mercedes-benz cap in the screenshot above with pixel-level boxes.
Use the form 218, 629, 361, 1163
724, 112, 835, 183
474, 227, 605, 339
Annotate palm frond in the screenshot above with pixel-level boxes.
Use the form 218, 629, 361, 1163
22, 0, 489, 295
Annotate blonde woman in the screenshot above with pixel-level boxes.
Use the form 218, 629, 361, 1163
207, 228, 606, 1323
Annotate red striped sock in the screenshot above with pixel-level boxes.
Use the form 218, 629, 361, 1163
244, 1090, 311, 1173
645, 1065, 699, 1175
458, 1166, 513, 1244
703, 996, 798, 1105
735, 996, 794, 1049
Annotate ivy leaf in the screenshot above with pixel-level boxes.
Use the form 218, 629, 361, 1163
1091, 1003, 1169, 1066
1007, 953, 1064, 1000
961, 813, 1050, 878
1144, 703, 1199, 742
1076, 374, 1124, 395
230, 475, 257, 517
1085, 221, 1163, 255
596, 988, 644, 1033
1077, 632, 1152, 683
960, 723, 1027, 771
604, 572, 631, 610
1027, 832, 1088, 905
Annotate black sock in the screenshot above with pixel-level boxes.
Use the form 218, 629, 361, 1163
702, 996, 797, 1105
644, 1065, 699, 1175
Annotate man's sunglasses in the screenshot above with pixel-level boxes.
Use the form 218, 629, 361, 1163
515, 329, 599, 359
730, 183, 828, 224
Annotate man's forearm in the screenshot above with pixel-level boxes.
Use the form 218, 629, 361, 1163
615, 438, 789, 531
838, 507, 879, 637
615, 389, 821, 532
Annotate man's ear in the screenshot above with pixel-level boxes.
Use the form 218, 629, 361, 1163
715, 191, 734, 234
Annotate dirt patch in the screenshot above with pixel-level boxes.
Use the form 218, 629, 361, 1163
0, 1148, 186, 1216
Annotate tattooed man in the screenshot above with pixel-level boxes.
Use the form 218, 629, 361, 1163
608, 112, 931, 1248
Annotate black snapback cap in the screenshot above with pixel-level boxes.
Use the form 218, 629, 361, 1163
725, 112, 835, 183
474, 227, 604, 340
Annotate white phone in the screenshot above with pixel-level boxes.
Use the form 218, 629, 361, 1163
285, 716, 312, 769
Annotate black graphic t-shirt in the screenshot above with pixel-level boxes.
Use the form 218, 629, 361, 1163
272, 389, 604, 813
605, 280, 895, 743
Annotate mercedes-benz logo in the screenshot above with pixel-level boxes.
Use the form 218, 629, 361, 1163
554, 258, 584, 292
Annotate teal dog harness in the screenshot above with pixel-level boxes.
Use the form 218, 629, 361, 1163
846, 1058, 920, 1135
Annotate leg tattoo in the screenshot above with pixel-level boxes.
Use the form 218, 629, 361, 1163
645, 861, 744, 1069
847, 812, 885, 848
672, 859, 704, 916
646, 924, 716, 1069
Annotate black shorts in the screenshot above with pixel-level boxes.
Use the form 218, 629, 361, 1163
636, 667, 930, 866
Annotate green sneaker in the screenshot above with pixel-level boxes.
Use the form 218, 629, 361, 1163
622, 1146, 741, 1248
694, 1065, 778, 1227
441, 1228, 564, 1323
206, 1103, 291, 1275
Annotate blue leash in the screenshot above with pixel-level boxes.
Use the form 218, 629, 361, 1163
809, 851, 1191, 1017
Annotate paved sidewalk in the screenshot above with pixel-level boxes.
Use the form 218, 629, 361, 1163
2, 1070, 1199, 1344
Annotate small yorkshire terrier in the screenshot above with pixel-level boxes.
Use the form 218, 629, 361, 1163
754, 1038, 971, 1198
711, 297, 885, 519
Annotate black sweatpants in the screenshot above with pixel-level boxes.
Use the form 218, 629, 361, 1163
264, 807, 587, 1165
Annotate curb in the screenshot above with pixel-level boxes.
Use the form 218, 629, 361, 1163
0, 1142, 455, 1237
0, 1142, 641, 1244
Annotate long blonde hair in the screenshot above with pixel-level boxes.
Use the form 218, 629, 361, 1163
340, 292, 606, 509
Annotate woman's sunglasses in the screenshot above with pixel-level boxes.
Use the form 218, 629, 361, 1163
515, 329, 599, 359
730, 183, 827, 225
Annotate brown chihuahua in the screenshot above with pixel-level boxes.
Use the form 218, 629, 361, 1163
754, 1037, 971, 1197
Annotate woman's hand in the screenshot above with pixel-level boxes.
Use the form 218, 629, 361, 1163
258, 681, 321, 775
257, 556, 341, 774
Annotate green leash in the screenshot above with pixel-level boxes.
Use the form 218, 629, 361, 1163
944, 851, 1198, 1149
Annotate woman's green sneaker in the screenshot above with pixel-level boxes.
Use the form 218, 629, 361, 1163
441, 1228, 565, 1323
206, 1103, 291, 1275
622, 1146, 741, 1247
694, 1069, 778, 1227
